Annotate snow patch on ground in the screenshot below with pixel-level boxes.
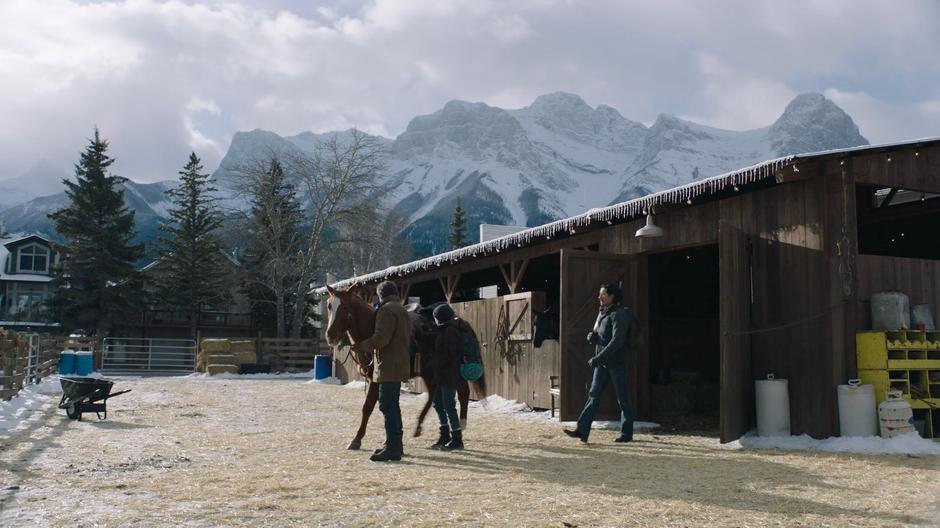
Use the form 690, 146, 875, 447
0, 376, 60, 432
470, 394, 659, 431
730, 431, 940, 455
305, 376, 343, 385
186, 370, 316, 380
344, 380, 368, 390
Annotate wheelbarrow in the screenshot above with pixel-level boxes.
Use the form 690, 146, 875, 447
58, 376, 131, 421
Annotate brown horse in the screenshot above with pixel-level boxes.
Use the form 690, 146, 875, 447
324, 286, 484, 450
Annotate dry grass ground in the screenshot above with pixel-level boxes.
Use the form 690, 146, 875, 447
1, 376, 938, 527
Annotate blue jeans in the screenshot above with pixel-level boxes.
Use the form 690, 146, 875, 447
575, 364, 634, 440
432, 385, 461, 431
378, 382, 403, 450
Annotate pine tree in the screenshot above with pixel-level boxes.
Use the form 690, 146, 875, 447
448, 197, 468, 249
240, 158, 305, 338
48, 129, 145, 341
153, 152, 231, 338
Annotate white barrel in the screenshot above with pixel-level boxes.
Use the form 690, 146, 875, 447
755, 373, 790, 436
837, 379, 877, 437
878, 390, 915, 437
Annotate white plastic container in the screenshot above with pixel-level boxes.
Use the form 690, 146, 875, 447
878, 390, 915, 437
755, 373, 790, 437
837, 379, 877, 437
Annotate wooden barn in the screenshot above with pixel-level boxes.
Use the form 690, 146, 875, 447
321, 138, 940, 442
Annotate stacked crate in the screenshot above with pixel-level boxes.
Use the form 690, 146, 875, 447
857, 330, 940, 438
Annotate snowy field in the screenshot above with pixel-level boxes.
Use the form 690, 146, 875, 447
2, 375, 939, 527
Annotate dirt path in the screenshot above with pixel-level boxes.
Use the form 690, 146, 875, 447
1, 376, 938, 527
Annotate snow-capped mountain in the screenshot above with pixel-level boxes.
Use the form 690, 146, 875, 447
2, 92, 868, 259
0, 160, 72, 211
0, 180, 175, 247
213, 92, 866, 256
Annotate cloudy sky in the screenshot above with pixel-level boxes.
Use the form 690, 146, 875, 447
1, 0, 938, 183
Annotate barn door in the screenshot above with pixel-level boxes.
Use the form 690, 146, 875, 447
559, 249, 641, 421
719, 222, 753, 443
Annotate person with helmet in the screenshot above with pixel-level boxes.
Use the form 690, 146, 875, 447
415, 303, 466, 450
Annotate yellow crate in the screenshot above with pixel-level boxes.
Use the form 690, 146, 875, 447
856, 331, 940, 370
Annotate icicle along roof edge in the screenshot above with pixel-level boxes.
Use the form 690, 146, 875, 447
316, 136, 940, 293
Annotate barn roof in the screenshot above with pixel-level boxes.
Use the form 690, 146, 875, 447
317, 136, 940, 293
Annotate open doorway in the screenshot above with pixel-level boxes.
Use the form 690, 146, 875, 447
648, 244, 720, 434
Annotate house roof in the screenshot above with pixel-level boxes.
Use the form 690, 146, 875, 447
307, 136, 939, 293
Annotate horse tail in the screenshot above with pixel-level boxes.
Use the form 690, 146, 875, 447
471, 369, 487, 399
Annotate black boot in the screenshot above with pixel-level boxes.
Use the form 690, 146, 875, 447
370, 437, 403, 462
441, 429, 463, 451
370, 445, 402, 462
430, 426, 451, 449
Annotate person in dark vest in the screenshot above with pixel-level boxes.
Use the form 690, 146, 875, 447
564, 282, 636, 443
354, 281, 412, 461
415, 303, 466, 450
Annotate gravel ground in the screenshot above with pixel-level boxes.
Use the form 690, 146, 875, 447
1, 376, 938, 527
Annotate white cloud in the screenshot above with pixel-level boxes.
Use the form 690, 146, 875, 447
0, 0, 936, 183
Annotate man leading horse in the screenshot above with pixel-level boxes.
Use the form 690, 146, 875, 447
350, 281, 411, 462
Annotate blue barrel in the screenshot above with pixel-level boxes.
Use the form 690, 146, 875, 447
314, 355, 332, 380
75, 351, 94, 376
58, 350, 76, 375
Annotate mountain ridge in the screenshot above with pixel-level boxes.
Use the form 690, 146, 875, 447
1, 92, 869, 259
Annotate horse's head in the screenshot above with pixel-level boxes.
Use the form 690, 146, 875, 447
325, 285, 353, 347
325, 285, 376, 347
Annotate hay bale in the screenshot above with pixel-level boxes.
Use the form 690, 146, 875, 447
206, 364, 239, 375
229, 340, 255, 353
201, 339, 232, 353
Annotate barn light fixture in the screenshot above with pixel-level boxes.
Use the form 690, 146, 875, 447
887, 155, 892, 162
635, 213, 665, 238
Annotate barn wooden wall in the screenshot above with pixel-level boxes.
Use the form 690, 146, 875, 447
856, 255, 940, 333
720, 178, 831, 437
595, 178, 834, 436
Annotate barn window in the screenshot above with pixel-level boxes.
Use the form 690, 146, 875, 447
857, 186, 940, 259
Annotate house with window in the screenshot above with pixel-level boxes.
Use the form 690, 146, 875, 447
0, 235, 59, 328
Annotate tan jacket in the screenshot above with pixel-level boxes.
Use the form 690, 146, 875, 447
358, 295, 412, 383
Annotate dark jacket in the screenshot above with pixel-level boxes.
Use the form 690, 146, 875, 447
589, 303, 634, 368
415, 319, 462, 388
358, 295, 412, 383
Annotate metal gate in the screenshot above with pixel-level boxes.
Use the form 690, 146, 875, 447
101, 337, 196, 375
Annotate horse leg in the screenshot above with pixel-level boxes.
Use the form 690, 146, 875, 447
414, 378, 436, 437
348, 381, 379, 450
457, 379, 470, 430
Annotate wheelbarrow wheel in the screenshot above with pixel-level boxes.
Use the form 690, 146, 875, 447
66, 403, 81, 420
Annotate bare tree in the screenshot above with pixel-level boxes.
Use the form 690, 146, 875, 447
285, 130, 387, 338
225, 130, 396, 338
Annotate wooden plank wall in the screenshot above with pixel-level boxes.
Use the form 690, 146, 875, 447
719, 178, 830, 437
856, 255, 940, 334
852, 145, 940, 193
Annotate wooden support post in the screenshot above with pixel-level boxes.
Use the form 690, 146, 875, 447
400, 283, 411, 302
439, 273, 462, 302
499, 259, 531, 294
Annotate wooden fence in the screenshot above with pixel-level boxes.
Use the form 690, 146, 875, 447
196, 337, 326, 374
0, 332, 93, 401
261, 338, 321, 372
